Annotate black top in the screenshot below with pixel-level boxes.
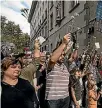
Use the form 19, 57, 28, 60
70, 75, 82, 101
36, 64, 46, 86
36, 64, 46, 108
1, 78, 38, 108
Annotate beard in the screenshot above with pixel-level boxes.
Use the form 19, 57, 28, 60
58, 59, 64, 64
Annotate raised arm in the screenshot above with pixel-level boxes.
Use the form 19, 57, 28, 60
51, 33, 71, 62
34, 39, 41, 58
48, 33, 71, 69
90, 91, 101, 101
73, 49, 78, 60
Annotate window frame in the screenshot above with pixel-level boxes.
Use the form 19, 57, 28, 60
50, 13, 53, 30
69, 0, 80, 13
50, 1, 53, 10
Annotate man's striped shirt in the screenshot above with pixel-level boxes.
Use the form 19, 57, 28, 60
45, 63, 70, 100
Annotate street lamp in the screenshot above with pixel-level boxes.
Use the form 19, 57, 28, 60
20, 8, 34, 31
21, 8, 29, 19
21, 8, 36, 51
70, 13, 79, 49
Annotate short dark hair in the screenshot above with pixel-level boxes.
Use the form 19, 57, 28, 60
70, 67, 80, 75
15, 53, 26, 59
1, 57, 21, 71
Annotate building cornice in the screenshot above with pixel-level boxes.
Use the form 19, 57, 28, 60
28, 1, 38, 23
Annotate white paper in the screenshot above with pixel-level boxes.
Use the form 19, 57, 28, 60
95, 42, 100, 49
36, 36, 46, 45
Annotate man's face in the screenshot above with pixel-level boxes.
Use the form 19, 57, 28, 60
19, 56, 27, 64
88, 74, 94, 81
58, 52, 65, 63
40, 53, 46, 62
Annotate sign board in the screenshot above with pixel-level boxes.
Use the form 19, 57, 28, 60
96, 1, 102, 21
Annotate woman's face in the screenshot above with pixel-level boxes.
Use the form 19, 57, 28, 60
88, 74, 94, 81
4, 64, 21, 79
75, 71, 81, 77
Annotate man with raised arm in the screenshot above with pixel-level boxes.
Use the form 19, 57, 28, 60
46, 33, 72, 108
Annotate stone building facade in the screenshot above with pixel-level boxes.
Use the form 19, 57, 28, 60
28, 1, 102, 54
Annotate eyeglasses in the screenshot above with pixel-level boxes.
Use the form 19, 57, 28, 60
9, 59, 21, 68
10, 64, 21, 69
10, 59, 20, 65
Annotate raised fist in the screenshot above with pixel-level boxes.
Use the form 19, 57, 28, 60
34, 39, 40, 50
63, 33, 71, 45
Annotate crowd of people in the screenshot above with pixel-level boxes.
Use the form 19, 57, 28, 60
1, 33, 102, 108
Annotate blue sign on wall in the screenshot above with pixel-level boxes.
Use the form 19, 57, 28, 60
96, 1, 102, 32
96, 1, 102, 21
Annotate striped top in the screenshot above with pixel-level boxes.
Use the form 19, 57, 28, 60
45, 63, 70, 100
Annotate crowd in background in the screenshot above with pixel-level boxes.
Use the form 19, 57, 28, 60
1, 33, 102, 108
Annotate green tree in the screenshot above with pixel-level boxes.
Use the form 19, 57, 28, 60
1, 15, 30, 53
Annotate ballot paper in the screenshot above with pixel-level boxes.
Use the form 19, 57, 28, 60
95, 42, 100, 49
36, 36, 46, 45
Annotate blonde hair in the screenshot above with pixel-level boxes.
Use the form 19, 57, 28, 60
87, 80, 95, 90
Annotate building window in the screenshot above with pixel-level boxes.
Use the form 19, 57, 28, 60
42, 47, 43, 51
40, 8, 41, 15
71, 0, 79, 8
38, 23, 39, 28
56, 2, 61, 20
42, 14, 44, 22
40, 32, 41, 36
35, 20, 36, 26
45, 45, 46, 51
45, 9, 47, 19
61, 1, 64, 18
38, 12, 39, 19
42, 28, 44, 37
40, 20, 41, 25
69, 0, 79, 13
43, 1, 44, 9
45, 25, 47, 38
34, 29, 36, 34
50, 13, 53, 30
38, 2, 39, 8
56, 1, 65, 24
51, 43, 53, 52
50, 1, 53, 9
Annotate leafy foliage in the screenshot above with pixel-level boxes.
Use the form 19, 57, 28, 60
1, 16, 30, 53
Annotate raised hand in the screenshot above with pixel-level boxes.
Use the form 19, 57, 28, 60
63, 33, 71, 45
34, 39, 40, 50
